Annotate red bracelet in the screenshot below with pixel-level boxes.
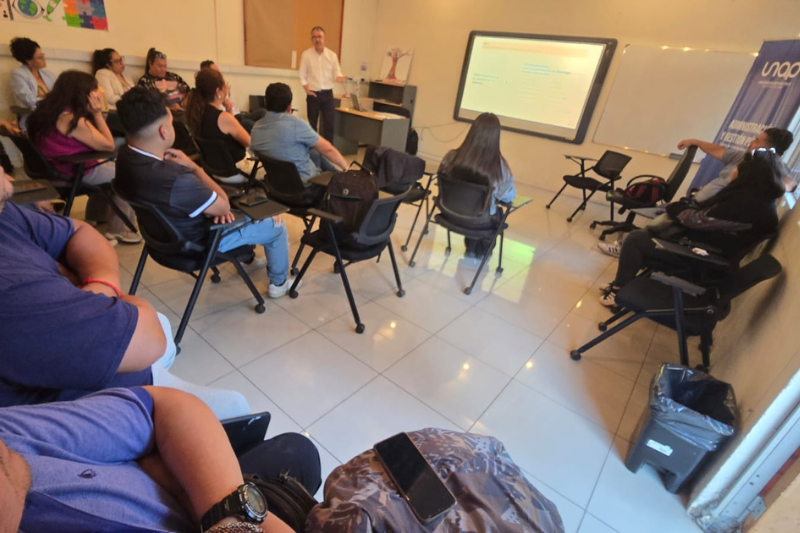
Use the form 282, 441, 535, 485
83, 278, 122, 298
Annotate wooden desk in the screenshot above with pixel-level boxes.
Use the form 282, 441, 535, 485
333, 108, 410, 156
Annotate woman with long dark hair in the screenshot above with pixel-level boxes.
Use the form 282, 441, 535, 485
184, 68, 251, 181
599, 149, 785, 306
9, 37, 55, 128
27, 70, 140, 244
92, 48, 133, 110
438, 112, 516, 257
137, 48, 189, 110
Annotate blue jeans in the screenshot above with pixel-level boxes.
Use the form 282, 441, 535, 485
218, 217, 289, 286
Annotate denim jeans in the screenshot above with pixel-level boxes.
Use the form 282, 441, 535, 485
217, 216, 290, 286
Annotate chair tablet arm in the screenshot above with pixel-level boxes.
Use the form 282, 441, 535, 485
564, 154, 598, 162
308, 208, 344, 224
651, 272, 707, 296
651, 238, 731, 267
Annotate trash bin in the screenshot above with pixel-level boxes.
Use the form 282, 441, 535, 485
626, 363, 737, 493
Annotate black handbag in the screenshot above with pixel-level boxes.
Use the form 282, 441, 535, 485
244, 473, 318, 532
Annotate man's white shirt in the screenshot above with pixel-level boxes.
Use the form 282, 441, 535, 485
298, 47, 343, 91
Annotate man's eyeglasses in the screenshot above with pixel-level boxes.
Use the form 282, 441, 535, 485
751, 147, 776, 155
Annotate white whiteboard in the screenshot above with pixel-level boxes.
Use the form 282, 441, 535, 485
593, 45, 755, 158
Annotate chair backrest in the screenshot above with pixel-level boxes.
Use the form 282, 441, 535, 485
351, 187, 410, 246
172, 120, 199, 156
6, 133, 60, 181
593, 150, 632, 180
438, 167, 493, 222
718, 253, 782, 304
258, 155, 306, 196
662, 145, 698, 202
195, 136, 239, 177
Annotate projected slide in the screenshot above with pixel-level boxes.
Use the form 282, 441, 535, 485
454, 32, 616, 144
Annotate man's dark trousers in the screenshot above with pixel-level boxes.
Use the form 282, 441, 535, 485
306, 89, 334, 142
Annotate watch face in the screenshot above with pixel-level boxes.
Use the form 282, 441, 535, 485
242, 483, 268, 518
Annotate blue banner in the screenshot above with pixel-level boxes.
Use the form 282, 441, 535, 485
689, 40, 800, 191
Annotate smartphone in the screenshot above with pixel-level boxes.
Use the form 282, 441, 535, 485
374, 432, 457, 524
12, 181, 47, 193
222, 412, 271, 457
238, 194, 269, 207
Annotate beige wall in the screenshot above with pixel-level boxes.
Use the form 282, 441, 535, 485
367, 0, 800, 192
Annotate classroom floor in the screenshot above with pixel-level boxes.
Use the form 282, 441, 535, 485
98, 182, 703, 533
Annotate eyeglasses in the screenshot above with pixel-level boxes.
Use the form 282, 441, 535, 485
32, 54, 45, 60
110, 56, 125, 65
751, 147, 776, 155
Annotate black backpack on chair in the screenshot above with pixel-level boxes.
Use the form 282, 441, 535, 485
325, 169, 379, 237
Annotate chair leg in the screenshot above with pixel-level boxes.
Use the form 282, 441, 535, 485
446, 230, 451, 255
290, 243, 306, 277
402, 198, 426, 252
496, 231, 505, 274
567, 189, 597, 222
546, 183, 569, 209
327, 225, 363, 333
671, 287, 690, 367
129, 246, 149, 295
465, 223, 505, 296
225, 256, 266, 313
387, 241, 405, 297
699, 331, 713, 370
570, 312, 647, 360
63, 164, 85, 217
175, 260, 217, 346
599, 308, 631, 331
408, 208, 435, 267
289, 248, 318, 296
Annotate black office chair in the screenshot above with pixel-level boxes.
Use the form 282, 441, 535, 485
570, 247, 782, 371
172, 120, 200, 158
591, 146, 698, 241
546, 150, 632, 222
408, 168, 527, 295
123, 196, 265, 348
288, 188, 410, 334
361, 145, 430, 252
194, 136, 264, 193
5, 132, 135, 230
258, 155, 324, 275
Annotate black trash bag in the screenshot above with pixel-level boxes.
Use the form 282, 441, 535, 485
649, 363, 737, 451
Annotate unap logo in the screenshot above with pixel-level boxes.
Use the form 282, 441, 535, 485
761, 61, 800, 80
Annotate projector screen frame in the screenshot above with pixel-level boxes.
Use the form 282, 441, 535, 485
453, 31, 617, 145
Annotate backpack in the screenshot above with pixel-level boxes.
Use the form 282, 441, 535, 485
624, 177, 667, 204
326, 169, 379, 236
406, 127, 419, 155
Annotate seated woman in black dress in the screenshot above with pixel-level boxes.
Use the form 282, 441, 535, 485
185, 68, 251, 183
438, 112, 516, 258
599, 149, 785, 307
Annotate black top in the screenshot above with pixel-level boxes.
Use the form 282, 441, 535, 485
114, 145, 216, 244
200, 105, 246, 163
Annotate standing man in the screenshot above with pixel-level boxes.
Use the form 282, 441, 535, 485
299, 26, 347, 143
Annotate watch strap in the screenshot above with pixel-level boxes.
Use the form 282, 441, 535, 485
201, 492, 240, 532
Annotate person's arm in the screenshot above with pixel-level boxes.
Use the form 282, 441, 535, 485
676, 138, 725, 160
299, 52, 315, 97
312, 137, 348, 170
96, 70, 118, 105
164, 148, 233, 222
333, 53, 346, 83
218, 111, 251, 148
143, 386, 294, 532
495, 159, 516, 203
10, 68, 38, 109
67, 92, 115, 151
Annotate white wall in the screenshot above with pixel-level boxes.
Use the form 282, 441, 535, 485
366, 0, 800, 194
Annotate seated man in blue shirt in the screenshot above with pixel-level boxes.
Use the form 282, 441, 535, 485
250, 82, 348, 186
0, 386, 321, 532
114, 87, 296, 298
0, 167, 247, 418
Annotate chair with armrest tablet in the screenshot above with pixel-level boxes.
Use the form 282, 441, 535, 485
546, 150, 632, 223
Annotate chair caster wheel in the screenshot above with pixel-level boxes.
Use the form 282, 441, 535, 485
401, 245, 408, 252
496, 267, 504, 274
445, 247, 451, 255
423, 228, 429, 235
355, 323, 365, 334
566, 217, 573, 223
290, 268, 299, 276
590, 222, 597, 230
570, 350, 582, 361
211, 274, 221, 283
396, 289, 405, 297
409, 261, 416, 267
599, 235, 606, 241
598, 323, 608, 332
333, 263, 340, 274
546, 204, 551, 209
289, 290, 299, 299
463, 287, 472, 295
255, 304, 265, 313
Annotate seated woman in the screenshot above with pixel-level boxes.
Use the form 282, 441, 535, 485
9, 37, 55, 128
599, 149, 785, 307
438, 112, 516, 258
184, 68, 251, 182
93, 48, 133, 110
138, 48, 190, 110
27, 70, 141, 245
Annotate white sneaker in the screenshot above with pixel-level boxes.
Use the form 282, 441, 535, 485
599, 287, 618, 308
597, 240, 621, 258
105, 230, 143, 245
268, 277, 302, 299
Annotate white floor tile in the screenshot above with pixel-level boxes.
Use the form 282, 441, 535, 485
190, 300, 311, 368
240, 331, 377, 428
372, 278, 471, 334
414, 251, 525, 304
437, 307, 542, 376
148, 272, 257, 322
307, 376, 459, 463
273, 271, 369, 328
317, 301, 431, 372
587, 437, 702, 533
167, 329, 236, 385
477, 284, 571, 339
515, 341, 635, 433
578, 514, 620, 533
308, 436, 342, 501
472, 380, 613, 507
385, 336, 512, 430
500, 264, 592, 310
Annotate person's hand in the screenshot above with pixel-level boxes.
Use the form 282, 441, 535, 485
213, 211, 236, 224
306, 88, 317, 97
0, 120, 21, 135
272, 215, 284, 227
164, 148, 197, 170
677, 139, 696, 150
88, 90, 104, 114
336, 76, 348, 83
223, 97, 234, 114
34, 200, 56, 213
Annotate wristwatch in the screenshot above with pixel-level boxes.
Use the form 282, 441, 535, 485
200, 482, 268, 531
